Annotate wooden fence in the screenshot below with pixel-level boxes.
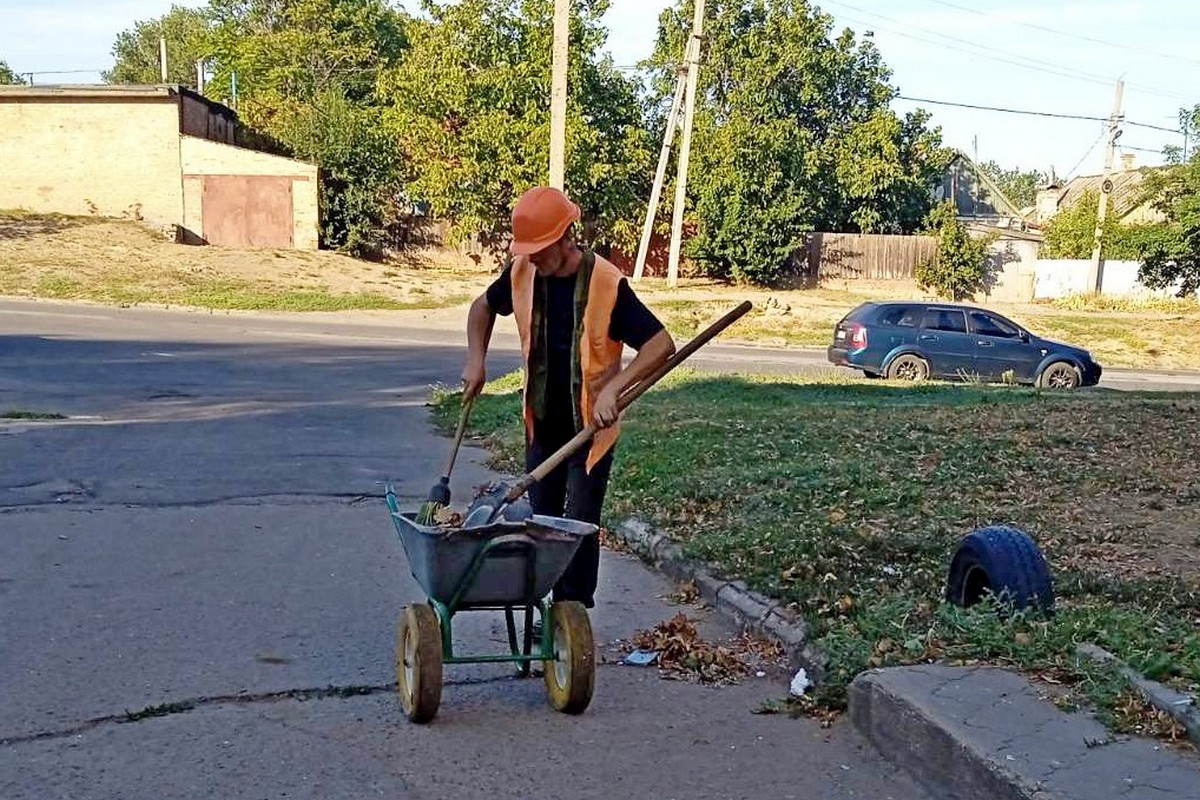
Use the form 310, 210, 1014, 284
803, 232, 938, 282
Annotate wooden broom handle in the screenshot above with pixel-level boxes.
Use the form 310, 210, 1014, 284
443, 394, 475, 477
504, 301, 753, 502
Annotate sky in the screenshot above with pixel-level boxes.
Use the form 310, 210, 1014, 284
2, 0, 1197, 181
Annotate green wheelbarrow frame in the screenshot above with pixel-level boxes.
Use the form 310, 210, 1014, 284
384, 484, 594, 673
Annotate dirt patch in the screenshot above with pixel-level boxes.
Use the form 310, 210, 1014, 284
1066, 494, 1200, 583
0, 212, 495, 307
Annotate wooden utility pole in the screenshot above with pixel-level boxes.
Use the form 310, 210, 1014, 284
159, 37, 168, 82
1089, 79, 1124, 294
548, 0, 570, 190
196, 60, 206, 94
632, 66, 687, 281
666, 0, 705, 288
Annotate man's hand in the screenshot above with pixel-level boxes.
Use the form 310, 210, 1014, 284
462, 358, 487, 401
592, 384, 620, 428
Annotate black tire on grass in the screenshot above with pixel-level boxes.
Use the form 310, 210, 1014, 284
945, 525, 1055, 614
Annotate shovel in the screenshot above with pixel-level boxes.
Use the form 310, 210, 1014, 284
470, 300, 752, 525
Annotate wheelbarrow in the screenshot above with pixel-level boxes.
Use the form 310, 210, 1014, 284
384, 486, 599, 723
382, 300, 754, 723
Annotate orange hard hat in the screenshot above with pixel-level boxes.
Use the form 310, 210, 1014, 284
510, 186, 581, 255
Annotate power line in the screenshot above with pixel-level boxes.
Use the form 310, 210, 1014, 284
19, 69, 106, 75
896, 95, 1106, 123
894, 95, 1182, 135
822, 0, 1194, 103
920, 0, 1200, 67
1126, 119, 1185, 134
1064, 129, 1107, 180
1119, 144, 1170, 155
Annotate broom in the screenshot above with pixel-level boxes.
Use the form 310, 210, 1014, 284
416, 394, 475, 525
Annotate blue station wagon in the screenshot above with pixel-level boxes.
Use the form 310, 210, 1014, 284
827, 301, 1103, 389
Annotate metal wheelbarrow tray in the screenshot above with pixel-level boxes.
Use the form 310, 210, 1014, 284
384, 484, 598, 724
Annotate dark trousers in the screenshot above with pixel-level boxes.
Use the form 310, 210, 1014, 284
526, 416, 614, 608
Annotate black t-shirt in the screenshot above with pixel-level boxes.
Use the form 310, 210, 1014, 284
485, 258, 665, 429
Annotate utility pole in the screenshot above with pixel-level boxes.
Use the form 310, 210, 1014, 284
632, 65, 687, 281
196, 60, 206, 94
666, 0, 705, 288
1089, 79, 1124, 294
548, 0, 570, 190
159, 36, 168, 82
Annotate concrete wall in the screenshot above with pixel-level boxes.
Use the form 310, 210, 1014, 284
981, 238, 1040, 303
0, 98, 183, 228
1033, 259, 1187, 298
180, 136, 319, 250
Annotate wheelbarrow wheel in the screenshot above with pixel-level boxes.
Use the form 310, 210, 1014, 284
543, 601, 595, 715
396, 603, 443, 724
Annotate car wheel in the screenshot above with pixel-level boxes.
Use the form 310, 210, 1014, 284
1037, 361, 1081, 390
946, 525, 1055, 615
886, 354, 929, 382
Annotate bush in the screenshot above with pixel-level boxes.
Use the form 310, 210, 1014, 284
915, 202, 997, 301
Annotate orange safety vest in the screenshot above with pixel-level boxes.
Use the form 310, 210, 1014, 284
511, 252, 625, 472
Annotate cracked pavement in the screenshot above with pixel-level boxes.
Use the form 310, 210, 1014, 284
0, 300, 930, 800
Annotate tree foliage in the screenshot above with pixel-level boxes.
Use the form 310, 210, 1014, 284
1163, 104, 1200, 166
0, 59, 26, 85
205, 0, 409, 253
1039, 189, 1164, 261
645, 0, 950, 286
915, 201, 996, 301
1138, 158, 1200, 295
379, 0, 653, 253
977, 161, 1046, 208
103, 5, 212, 87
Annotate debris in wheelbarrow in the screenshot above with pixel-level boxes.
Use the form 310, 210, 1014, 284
464, 482, 534, 526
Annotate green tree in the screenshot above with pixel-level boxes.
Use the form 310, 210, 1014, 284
103, 5, 212, 87
1162, 104, 1200, 165
915, 201, 997, 301
977, 161, 1046, 208
380, 0, 653, 253
1138, 158, 1200, 295
1040, 190, 1158, 260
645, 0, 950, 286
205, 0, 410, 252
0, 59, 26, 85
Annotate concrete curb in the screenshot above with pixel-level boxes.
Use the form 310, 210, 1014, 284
609, 518, 827, 681
849, 665, 1200, 800
1077, 644, 1200, 747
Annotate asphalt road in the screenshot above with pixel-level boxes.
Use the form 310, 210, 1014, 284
4, 298, 1198, 393
0, 298, 929, 800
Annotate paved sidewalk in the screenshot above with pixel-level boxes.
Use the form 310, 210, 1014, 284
850, 666, 1200, 800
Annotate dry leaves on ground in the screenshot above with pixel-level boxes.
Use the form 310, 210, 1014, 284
625, 613, 784, 685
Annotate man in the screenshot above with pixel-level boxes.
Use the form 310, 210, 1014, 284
461, 186, 676, 609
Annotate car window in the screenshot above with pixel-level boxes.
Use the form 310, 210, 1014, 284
843, 302, 876, 323
922, 309, 967, 333
877, 306, 920, 327
969, 311, 1021, 338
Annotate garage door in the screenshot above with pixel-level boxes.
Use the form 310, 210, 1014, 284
202, 175, 294, 248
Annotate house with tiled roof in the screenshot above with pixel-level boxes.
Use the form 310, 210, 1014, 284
1034, 155, 1166, 226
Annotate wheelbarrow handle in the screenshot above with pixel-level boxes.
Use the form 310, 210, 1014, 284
504, 300, 752, 503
